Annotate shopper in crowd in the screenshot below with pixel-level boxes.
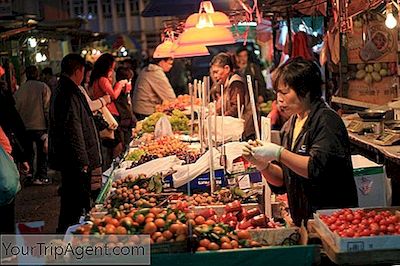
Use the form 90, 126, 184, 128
41, 67, 58, 92
236, 46, 271, 102
14, 65, 51, 185
210, 52, 255, 140
0, 65, 30, 234
115, 66, 135, 148
242, 57, 358, 227
90, 53, 129, 166
49, 54, 102, 233
132, 56, 176, 121
82, 62, 93, 96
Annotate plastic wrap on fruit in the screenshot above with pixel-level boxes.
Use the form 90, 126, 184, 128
224, 200, 242, 213
221, 212, 238, 224
245, 208, 261, 220
209, 214, 219, 222
236, 208, 248, 221
198, 208, 216, 219
238, 219, 252, 230
250, 214, 269, 227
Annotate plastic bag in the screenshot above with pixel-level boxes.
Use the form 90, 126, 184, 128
208, 116, 245, 142
154, 115, 173, 139
0, 145, 21, 205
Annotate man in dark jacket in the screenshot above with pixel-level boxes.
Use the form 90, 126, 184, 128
49, 54, 102, 233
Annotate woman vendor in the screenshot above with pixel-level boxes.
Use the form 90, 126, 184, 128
242, 57, 358, 226
210, 52, 255, 140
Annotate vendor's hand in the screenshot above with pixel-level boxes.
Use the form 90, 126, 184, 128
252, 140, 285, 162
242, 143, 269, 171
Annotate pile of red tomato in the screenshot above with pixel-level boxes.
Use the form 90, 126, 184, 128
319, 208, 400, 238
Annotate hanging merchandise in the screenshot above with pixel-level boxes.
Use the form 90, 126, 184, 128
291, 31, 314, 60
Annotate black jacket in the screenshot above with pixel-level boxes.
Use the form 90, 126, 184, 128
271, 99, 358, 226
0, 80, 30, 162
48, 76, 102, 172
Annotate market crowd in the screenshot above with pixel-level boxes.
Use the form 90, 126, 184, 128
0, 47, 264, 234
0, 46, 357, 235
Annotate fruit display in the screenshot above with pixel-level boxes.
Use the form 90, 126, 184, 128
349, 62, 396, 84
126, 136, 201, 167
156, 94, 202, 115
193, 223, 261, 251
74, 206, 189, 244
134, 110, 190, 137
319, 208, 400, 238
103, 173, 167, 214
259, 101, 273, 116
176, 187, 259, 206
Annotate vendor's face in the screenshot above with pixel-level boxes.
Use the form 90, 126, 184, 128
211, 64, 230, 84
276, 82, 306, 116
159, 58, 174, 72
237, 51, 248, 65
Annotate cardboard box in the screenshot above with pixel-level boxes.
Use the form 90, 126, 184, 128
314, 207, 400, 252
352, 155, 390, 207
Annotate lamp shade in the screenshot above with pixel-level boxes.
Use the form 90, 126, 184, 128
185, 11, 231, 29
172, 40, 210, 58
178, 26, 235, 46
153, 40, 174, 58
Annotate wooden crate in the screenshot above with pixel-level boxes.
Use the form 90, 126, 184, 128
310, 220, 400, 265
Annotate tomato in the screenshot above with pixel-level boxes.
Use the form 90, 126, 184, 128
379, 225, 387, 234
387, 224, 396, 234
352, 219, 360, 225
345, 214, 354, 222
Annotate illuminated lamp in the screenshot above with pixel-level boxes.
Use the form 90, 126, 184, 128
153, 39, 174, 58
172, 37, 210, 58
185, 12, 231, 28
184, 1, 231, 29
179, 13, 235, 46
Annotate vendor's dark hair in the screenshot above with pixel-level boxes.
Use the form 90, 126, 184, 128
90, 53, 115, 86
42, 67, 53, 76
272, 57, 322, 100
236, 46, 249, 55
61, 54, 85, 77
210, 52, 234, 71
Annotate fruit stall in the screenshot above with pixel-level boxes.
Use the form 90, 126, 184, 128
62, 81, 326, 265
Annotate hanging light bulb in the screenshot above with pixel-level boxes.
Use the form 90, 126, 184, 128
385, 2, 397, 29
172, 36, 210, 58
184, 1, 231, 29
180, 6, 234, 46
153, 39, 175, 58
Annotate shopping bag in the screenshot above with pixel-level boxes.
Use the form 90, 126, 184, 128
154, 115, 173, 139
0, 145, 21, 206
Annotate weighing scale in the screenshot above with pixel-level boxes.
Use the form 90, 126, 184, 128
346, 119, 383, 134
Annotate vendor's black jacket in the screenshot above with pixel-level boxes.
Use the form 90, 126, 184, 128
270, 98, 358, 226
48, 75, 102, 172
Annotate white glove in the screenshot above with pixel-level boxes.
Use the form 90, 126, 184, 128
242, 143, 270, 171
252, 140, 285, 162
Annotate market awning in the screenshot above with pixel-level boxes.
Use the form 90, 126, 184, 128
105, 34, 141, 52
142, 0, 233, 17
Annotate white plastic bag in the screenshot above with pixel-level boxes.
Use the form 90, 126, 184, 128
154, 115, 173, 139
208, 116, 244, 142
